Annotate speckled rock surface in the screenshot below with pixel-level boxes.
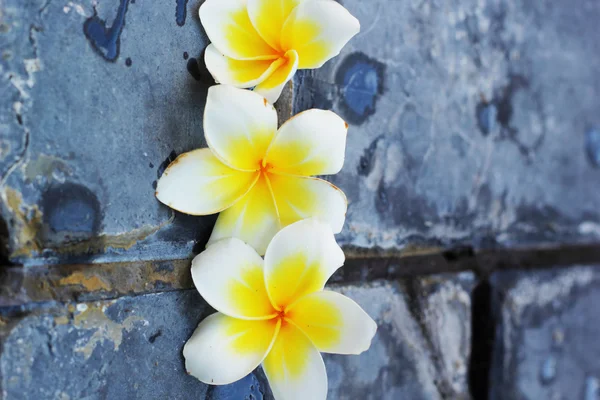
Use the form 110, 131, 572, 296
2, 0, 600, 267
490, 265, 600, 400
295, 0, 600, 252
0, 274, 474, 399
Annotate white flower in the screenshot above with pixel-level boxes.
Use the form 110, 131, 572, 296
183, 218, 377, 400
155, 85, 348, 255
200, 0, 360, 103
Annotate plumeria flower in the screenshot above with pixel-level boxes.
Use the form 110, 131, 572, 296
200, 0, 360, 103
183, 218, 377, 399
156, 85, 348, 255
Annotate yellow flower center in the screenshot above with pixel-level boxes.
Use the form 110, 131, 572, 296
259, 159, 274, 175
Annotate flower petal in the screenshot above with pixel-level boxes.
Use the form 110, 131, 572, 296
247, 0, 305, 51
199, 0, 279, 60
155, 148, 258, 215
191, 238, 276, 320
184, 313, 280, 385
262, 322, 327, 400
287, 291, 377, 355
254, 50, 299, 104
263, 218, 344, 310
266, 109, 348, 176
204, 85, 277, 171
208, 175, 279, 256
281, 0, 360, 69
268, 173, 347, 233
205, 44, 286, 88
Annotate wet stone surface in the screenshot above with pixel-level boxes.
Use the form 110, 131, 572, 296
0, 274, 474, 399
295, 0, 600, 252
490, 265, 600, 400
1, 0, 600, 266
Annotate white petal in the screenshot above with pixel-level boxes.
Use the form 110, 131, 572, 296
207, 175, 279, 256
204, 85, 277, 171
281, 0, 360, 69
199, 0, 278, 60
268, 173, 347, 233
254, 50, 299, 104
266, 109, 348, 176
155, 148, 258, 215
205, 44, 285, 88
287, 290, 377, 354
263, 218, 344, 310
191, 238, 276, 320
184, 313, 279, 385
262, 322, 327, 400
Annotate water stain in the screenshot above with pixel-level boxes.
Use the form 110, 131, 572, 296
186, 58, 202, 81
157, 150, 178, 179
585, 128, 600, 167
475, 103, 498, 136
83, 0, 131, 62
206, 372, 264, 400
187, 56, 215, 84
335, 52, 385, 125
539, 356, 557, 385
41, 183, 102, 243
357, 136, 383, 176
148, 330, 162, 343
175, 0, 189, 27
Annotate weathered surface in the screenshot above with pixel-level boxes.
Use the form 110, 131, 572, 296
0, 274, 474, 399
0, 289, 277, 399
326, 276, 474, 399
295, 0, 600, 252
2, 0, 600, 267
490, 265, 600, 400
0, 0, 213, 266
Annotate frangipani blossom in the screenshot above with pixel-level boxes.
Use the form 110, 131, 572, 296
200, 0, 360, 103
184, 218, 377, 399
156, 85, 348, 255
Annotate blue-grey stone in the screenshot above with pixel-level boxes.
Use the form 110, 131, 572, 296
325, 275, 473, 399
0, 274, 474, 399
294, 0, 600, 252
2, 0, 600, 266
490, 266, 600, 400
585, 129, 600, 167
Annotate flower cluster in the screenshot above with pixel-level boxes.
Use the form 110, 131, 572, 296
155, 1, 375, 399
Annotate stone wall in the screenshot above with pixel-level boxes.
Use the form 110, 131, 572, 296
1, 0, 599, 399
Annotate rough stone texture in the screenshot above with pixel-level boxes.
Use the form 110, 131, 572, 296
2, 0, 600, 267
0, 274, 473, 399
0, 289, 275, 400
326, 276, 473, 400
490, 265, 600, 400
295, 0, 600, 252
0, 0, 214, 266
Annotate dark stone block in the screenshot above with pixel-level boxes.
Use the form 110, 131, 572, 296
490, 265, 600, 399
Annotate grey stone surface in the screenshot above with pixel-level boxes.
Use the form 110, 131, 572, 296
0, 289, 275, 399
295, 0, 600, 251
1, 0, 214, 266
325, 275, 474, 400
490, 265, 600, 400
0, 274, 474, 399
2, 0, 600, 267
